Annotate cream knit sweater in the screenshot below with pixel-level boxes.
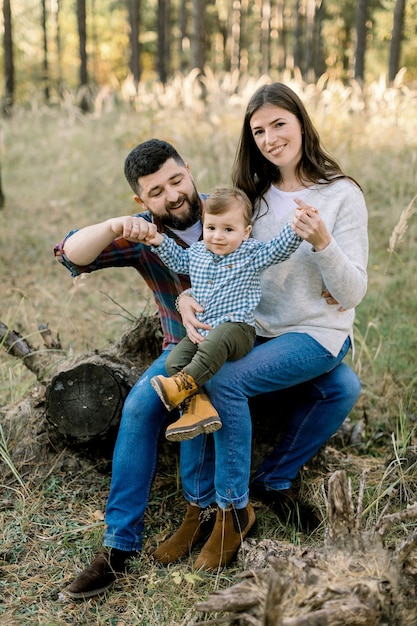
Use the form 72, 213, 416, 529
252, 178, 369, 357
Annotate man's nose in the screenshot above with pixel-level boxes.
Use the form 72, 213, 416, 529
166, 187, 180, 202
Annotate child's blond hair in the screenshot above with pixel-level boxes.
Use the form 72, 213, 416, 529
203, 186, 253, 226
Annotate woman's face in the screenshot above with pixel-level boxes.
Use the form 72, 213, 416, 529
249, 104, 303, 175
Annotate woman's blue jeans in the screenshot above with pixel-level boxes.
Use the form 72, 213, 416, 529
104, 333, 360, 551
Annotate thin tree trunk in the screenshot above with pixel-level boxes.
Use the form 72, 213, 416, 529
76, 0, 90, 112
354, 0, 368, 81
54, 0, 63, 96
191, 0, 206, 72
240, 0, 250, 74
293, 0, 303, 72
0, 160, 5, 208
128, 0, 141, 88
230, 0, 242, 73
41, 0, 50, 102
260, 0, 271, 75
314, 0, 325, 77
305, 0, 316, 80
2, 0, 14, 116
388, 0, 406, 83
178, 0, 188, 72
157, 0, 171, 84
275, 0, 285, 71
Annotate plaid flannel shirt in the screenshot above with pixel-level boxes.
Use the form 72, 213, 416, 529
53, 209, 203, 349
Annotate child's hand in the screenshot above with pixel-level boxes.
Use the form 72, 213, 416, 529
145, 231, 164, 246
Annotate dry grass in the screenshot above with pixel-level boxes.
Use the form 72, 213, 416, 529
1, 71, 417, 624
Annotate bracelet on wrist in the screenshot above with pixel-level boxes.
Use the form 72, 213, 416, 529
175, 290, 192, 313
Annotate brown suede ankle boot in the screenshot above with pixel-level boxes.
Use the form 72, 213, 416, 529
151, 370, 198, 411
165, 393, 222, 442
64, 548, 137, 599
152, 503, 217, 565
194, 503, 255, 571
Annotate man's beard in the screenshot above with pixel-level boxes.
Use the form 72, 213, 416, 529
161, 188, 201, 230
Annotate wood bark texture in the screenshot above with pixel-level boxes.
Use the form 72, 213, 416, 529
194, 470, 417, 625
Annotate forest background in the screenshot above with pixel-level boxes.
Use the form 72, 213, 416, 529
0, 0, 417, 624
1, 0, 417, 113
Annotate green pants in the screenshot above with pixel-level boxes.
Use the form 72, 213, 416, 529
166, 322, 256, 389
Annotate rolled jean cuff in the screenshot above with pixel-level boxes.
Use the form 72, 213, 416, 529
183, 487, 217, 509
251, 478, 292, 491
216, 490, 249, 510
103, 534, 143, 552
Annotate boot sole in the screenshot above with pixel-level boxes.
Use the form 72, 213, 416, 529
151, 377, 178, 411
166, 418, 222, 442
63, 578, 116, 599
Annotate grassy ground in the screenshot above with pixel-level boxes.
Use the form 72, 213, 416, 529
1, 73, 417, 624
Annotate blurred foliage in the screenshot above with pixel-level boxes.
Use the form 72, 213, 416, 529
1, 0, 417, 107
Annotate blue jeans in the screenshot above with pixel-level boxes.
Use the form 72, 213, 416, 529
181, 333, 358, 506
104, 350, 172, 551
104, 334, 359, 550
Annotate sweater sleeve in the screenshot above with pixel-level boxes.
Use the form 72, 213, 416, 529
308, 182, 368, 310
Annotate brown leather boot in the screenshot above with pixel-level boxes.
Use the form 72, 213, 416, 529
194, 503, 256, 571
165, 393, 222, 442
152, 503, 217, 565
151, 370, 198, 411
63, 548, 137, 599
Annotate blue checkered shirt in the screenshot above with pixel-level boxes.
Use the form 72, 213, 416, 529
153, 222, 302, 336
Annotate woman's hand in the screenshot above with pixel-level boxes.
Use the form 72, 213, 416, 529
292, 199, 331, 251
178, 294, 212, 344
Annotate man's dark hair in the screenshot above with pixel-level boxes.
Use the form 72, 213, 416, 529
124, 139, 186, 195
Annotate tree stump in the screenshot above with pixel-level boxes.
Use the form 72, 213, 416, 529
0, 314, 163, 469
46, 362, 130, 444
195, 470, 417, 625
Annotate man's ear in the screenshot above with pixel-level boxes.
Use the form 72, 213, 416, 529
134, 195, 144, 206
185, 163, 193, 178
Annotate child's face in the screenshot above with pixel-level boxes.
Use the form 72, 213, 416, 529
203, 202, 252, 256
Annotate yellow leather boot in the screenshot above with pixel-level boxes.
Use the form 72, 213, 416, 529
151, 370, 198, 411
165, 393, 222, 441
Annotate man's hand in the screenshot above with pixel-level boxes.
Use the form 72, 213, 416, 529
108, 216, 162, 245
177, 294, 212, 344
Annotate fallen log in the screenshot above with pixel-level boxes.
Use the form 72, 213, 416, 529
195, 470, 417, 625
0, 315, 162, 466
0, 315, 364, 475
